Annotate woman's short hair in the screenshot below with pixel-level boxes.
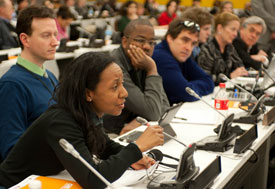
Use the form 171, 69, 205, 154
241, 16, 266, 35
182, 7, 213, 27
214, 12, 240, 32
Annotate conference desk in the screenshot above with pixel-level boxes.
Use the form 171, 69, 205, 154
10, 91, 274, 189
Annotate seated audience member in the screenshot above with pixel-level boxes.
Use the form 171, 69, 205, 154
75, 0, 89, 18
0, 5, 59, 161
192, 0, 201, 7
144, 0, 159, 18
197, 12, 248, 85
98, 0, 117, 18
218, 0, 233, 14
152, 18, 214, 104
43, 0, 54, 9
182, 7, 214, 60
233, 16, 268, 70
64, 0, 79, 19
238, 2, 252, 19
103, 19, 169, 135
117, 1, 138, 34
16, 0, 29, 14
158, 0, 178, 26
0, 0, 19, 50
0, 52, 164, 188
55, 6, 75, 41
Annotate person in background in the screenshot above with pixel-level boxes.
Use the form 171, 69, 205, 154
218, 0, 233, 14
117, 0, 138, 34
0, 52, 164, 188
0, 5, 59, 161
182, 7, 214, 60
233, 16, 268, 70
158, 0, 178, 26
152, 18, 214, 104
198, 12, 248, 85
55, 5, 75, 41
238, 2, 252, 19
103, 19, 169, 135
43, 0, 54, 9
75, 0, 89, 18
251, 0, 275, 55
98, 0, 117, 18
16, 0, 28, 14
144, 0, 159, 18
192, 0, 201, 7
210, 0, 222, 15
0, 0, 19, 50
64, 0, 79, 19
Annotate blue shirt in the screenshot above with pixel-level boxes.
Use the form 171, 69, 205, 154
152, 40, 214, 104
0, 58, 58, 160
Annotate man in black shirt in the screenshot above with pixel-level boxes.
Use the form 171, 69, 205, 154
233, 16, 268, 70
0, 0, 19, 50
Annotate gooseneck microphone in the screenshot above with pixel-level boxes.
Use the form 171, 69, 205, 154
136, 116, 187, 147
185, 87, 225, 118
219, 73, 257, 101
59, 139, 116, 189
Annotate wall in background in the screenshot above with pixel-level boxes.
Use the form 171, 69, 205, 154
114, 0, 251, 9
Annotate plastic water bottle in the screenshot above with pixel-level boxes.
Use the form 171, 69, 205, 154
28, 180, 42, 189
104, 24, 113, 45
214, 83, 229, 118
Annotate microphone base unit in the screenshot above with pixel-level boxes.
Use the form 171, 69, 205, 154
196, 133, 236, 152
147, 167, 199, 189
233, 111, 262, 124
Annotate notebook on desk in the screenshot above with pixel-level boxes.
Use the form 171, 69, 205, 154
118, 102, 183, 144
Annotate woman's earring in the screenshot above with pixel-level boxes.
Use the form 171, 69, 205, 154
87, 98, 92, 102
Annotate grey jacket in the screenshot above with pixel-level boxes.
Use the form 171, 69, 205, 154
103, 46, 169, 134
197, 37, 244, 85
252, 0, 275, 51
0, 18, 18, 50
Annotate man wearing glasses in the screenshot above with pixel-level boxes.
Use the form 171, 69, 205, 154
152, 18, 214, 104
103, 19, 169, 135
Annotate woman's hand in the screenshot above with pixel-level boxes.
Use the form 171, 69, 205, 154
131, 155, 155, 170
135, 125, 164, 152
230, 67, 248, 79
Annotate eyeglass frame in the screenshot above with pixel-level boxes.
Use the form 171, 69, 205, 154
125, 36, 157, 46
179, 21, 200, 32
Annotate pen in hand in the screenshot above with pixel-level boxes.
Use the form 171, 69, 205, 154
174, 116, 187, 121
136, 117, 186, 147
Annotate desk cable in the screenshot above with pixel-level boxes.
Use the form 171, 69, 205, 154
247, 148, 259, 163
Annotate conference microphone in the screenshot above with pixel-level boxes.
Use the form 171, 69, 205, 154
59, 139, 116, 189
219, 73, 257, 101
185, 87, 225, 118
136, 116, 187, 147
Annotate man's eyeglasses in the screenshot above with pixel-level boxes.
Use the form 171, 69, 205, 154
179, 21, 200, 32
126, 36, 157, 46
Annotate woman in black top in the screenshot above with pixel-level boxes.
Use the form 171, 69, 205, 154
0, 52, 164, 188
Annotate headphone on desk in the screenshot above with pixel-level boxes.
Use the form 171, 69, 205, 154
147, 149, 179, 169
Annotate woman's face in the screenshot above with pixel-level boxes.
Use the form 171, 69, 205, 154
222, 3, 233, 13
127, 3, 137, 16
167, 1, 177, 15
86, 63, 128, 117
219, 20, 239, 44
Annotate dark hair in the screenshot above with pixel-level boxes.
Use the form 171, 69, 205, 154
57, 5, 76, 20
53, 52, 115, 155
165, 18, 199, 39
123, 18, 153, 36
120, 0, 137, 16
166, 0, 179, 8
182, 7, 213, 27
16, 5, 55, 48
